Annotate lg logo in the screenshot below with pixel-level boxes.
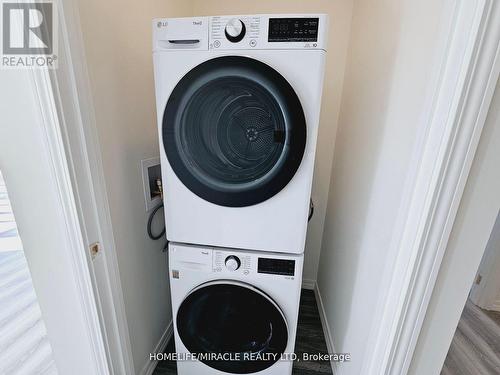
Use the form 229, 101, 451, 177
2, 2, 53, 55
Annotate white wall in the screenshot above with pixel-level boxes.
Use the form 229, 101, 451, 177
409, 79, 500, 375
316, 0, 447, 373
75, 1, 192, 373
191, 0, 355, 284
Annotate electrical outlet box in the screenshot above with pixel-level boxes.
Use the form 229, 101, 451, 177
141, 157, 162, 211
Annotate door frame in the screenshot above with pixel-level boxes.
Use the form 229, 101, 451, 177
27, 68, 111, 375
409, 76, 500, 375
1, 67, 111, 374
363, 1, 500, 374
1, 0, 129, 371
28, 0, 135, 373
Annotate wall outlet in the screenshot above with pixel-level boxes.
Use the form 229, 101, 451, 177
141, 157, 162, 211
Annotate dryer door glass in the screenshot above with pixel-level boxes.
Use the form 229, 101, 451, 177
176, 282, 288, 373
162, 56, 306, 207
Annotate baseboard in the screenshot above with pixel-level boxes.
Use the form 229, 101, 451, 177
141, 321, 174, 375
314, 283, 337, 374
489, 300, 500, 312
302, 278, 316, 290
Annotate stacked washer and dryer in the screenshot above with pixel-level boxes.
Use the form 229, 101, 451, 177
152, 14, 328, 375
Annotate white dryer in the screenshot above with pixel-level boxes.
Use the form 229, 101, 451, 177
153, 15, 328, 254
168, 243, 303, 375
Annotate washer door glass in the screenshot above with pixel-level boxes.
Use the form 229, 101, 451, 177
163, 56, 306, 207
176, 282, 288, 373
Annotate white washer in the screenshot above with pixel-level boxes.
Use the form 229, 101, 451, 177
153, 15, 328, 254
169, 243, 303, 375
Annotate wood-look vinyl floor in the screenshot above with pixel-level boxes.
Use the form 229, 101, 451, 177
153, 289, 333, 375
442, 299, 500, 375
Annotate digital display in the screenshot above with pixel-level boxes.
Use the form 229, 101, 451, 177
268, 18, 319, 42
258, 258, 295, 276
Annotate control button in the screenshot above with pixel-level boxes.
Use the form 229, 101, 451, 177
249, 39, 257, 47
243, 270, 249, 275
213, 40, 221, 48
225, 18, 246, 43
225, 255, 241, 271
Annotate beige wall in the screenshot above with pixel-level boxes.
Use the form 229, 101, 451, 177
192, 0, 355, 282
76, 1, 192, 373
317, 0, 448, 373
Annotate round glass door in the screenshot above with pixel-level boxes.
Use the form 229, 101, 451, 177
162, 56, 306, 207
176, 281, 288, 373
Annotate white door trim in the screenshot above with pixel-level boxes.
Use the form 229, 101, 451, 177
35, 0, 135, 373
28, 66, 111, 375
363, 0, 500, 374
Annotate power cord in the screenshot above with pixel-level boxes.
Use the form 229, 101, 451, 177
147, 178, 168, 252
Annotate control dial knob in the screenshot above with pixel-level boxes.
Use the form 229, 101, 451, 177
225, 18, 246, 43
225, 255, 241, 271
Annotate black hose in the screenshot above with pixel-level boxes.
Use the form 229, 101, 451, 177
308, 199, 314, 222
147, 202, 168, 251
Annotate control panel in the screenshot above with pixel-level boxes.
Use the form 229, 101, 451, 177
210, 15, 260, 49
169, 244, 303, 283
208, 14, 327, 51
153, 15, 327, 52
213, 250, 252, 275
268, 18, 319, 42
258, 258, 296, 276
210, 248, 298, 278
